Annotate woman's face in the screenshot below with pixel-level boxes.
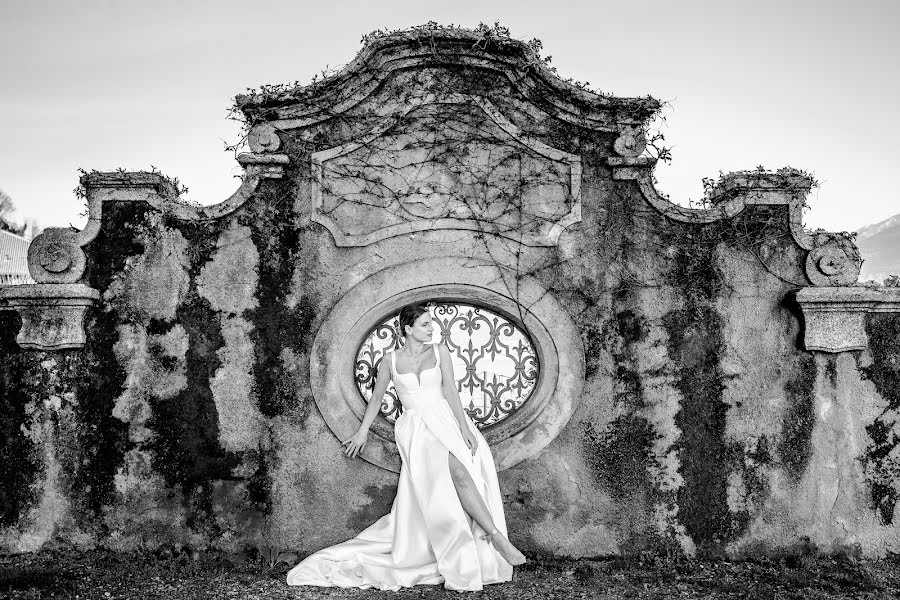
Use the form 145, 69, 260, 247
405, 311, 433, 343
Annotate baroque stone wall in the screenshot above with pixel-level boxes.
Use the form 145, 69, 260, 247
2, 27, 899, 560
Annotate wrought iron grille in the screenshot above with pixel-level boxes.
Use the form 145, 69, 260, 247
354, 302, 539, 429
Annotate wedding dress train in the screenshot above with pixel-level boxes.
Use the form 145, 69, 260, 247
286, 343, 513, 591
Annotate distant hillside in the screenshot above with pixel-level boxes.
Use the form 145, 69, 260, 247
856, 213, 900, 282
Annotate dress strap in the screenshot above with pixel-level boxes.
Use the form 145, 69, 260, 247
433, 343, 440, 367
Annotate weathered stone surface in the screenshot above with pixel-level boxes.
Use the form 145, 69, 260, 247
311, 97, 582, 247
2, 26, 900, 561
309, 256, 585, 473
210, 316, 264, 452
0, 284, 99, 350
118, 223, 190, 321
797, 287, 900, 352
111, 323, 189, 441
247, 123, 282, 153
27, 228, 87, 284
197, 225, 259, 314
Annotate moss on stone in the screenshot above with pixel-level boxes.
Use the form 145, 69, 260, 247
825, 355, 838, 388
245, 185, 316, 418
0, 311, 40, 526
165, 216, 224, 281
346, 484, 398, 532
860, 313, 900, 524
655, 205, 795, 552
724, 435, 773, 538
583, 416, 654, 502
133, 213, 240, 524
70, 201, 152, 516
148, 295, 238, 508
778, 353, 816, 482
659, 217, 729, 552
665, 302, 729, 550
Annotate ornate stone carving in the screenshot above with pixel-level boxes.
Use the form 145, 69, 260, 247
311, 95, 582, 247
310, 257, 585, 473
607, 161, 864, 287
6, 155, 289, 351
613, 124, 646, 158
804, 232, 862, 287
796, 287, 900, 352
0, 284, 99, 350
27, 228, 87, 284
235, 29, 660, 134
247, 123, 282, 153
801, 310, 868, 353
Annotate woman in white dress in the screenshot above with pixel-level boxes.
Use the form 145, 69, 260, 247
286, 303, 526, 592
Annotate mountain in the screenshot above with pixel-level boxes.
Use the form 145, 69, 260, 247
855, 212, 900, 283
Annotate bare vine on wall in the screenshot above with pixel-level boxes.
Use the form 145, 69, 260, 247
228, 22, 834, 324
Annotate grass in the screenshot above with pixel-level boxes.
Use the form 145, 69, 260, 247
1, 549, 899, 599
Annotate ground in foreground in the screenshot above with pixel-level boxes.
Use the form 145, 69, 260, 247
1, 550, 898, 599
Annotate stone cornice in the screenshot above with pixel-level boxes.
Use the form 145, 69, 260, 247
0, 284, 100, 350
235, 28, 660, 132
796, 286, 900, 352
796, 287, 900, 312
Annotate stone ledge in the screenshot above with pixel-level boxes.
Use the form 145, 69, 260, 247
0, 284, 99, 350
1, 283, 100, 302
796, 286, 900, 352
796, 286, 900, 311
236, 152, 290, 165
81, 171, 179, 196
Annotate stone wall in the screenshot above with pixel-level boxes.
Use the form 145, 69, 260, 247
2, 27, 900, 560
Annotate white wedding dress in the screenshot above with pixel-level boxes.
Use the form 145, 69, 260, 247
286, 343, 513, 591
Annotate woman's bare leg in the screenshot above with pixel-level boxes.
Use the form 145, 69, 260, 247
448, 453, 526, 565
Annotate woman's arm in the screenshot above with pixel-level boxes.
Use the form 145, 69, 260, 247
343, 352, 392, 458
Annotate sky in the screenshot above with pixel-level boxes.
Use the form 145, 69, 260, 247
1, 0, 898, 233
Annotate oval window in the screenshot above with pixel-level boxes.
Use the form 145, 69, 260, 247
354, 302, 539, 429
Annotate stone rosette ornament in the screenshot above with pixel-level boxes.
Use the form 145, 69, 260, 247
804, 231, 862, 287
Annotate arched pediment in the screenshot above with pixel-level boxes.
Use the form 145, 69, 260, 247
235, 28, 660, 132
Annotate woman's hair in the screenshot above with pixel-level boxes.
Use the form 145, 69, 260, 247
397, 303, 430, 339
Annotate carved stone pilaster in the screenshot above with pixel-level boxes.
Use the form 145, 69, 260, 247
796, 287, 900, 352
0, 284, 99, 350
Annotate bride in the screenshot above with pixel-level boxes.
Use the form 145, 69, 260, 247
286, 303, 526, 591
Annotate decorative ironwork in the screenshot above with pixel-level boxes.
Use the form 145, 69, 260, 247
354, 302, 539, 429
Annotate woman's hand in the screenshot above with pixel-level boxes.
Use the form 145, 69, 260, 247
342, 428, 369, 459
461, 425, 478, 456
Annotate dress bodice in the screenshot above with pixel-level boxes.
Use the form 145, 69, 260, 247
390, 344, 443, 410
